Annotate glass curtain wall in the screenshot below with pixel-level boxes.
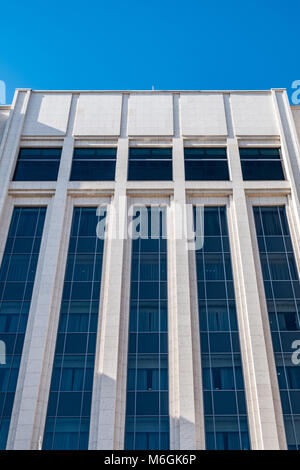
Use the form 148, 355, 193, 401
43, 207, 106, 450
194, 206, 251, 450
125, 206, 169, 450
253, 206, 300, 449
0, 207, 46, 449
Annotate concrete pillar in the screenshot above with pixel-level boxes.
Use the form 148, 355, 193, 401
168, 118, 196, 448
8, 95, 78, 449
0, 90, 31, 219
226, 135, 282, 449
89, 98, 129, 449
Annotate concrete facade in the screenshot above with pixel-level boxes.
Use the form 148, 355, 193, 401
0, 88, 299, 450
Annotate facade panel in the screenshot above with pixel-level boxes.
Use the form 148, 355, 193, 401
22, 93, 72, 136
0, 88, 299, 450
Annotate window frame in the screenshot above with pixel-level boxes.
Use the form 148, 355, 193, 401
13, 148, 62, 182
184, 147, 230, 181
239, 147, 285, 181
70, 147, 117, 182
128, 147, 173, 182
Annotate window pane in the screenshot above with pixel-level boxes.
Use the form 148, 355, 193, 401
128, 161, 172, 181
241, 161, 284, 180
129, 148, 172, 159
13, 148, 62, 181
240, 148, 284, 181
185, 161, 229, 180
70, 161, 116, 181
70, 148, 116, 181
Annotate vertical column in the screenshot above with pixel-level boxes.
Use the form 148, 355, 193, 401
272, 90, 300, 245
89, 95, 129, 449
226, 141, 281, 448
224, 94, 281, 449
8, 95, 78, 449
0, 90, 31, 219
169, 93, 196, 449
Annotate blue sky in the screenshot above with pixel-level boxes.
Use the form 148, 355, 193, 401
0, 0, 299, 104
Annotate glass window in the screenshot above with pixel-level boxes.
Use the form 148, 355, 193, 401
184, 148, 229, 181
43, 207, 106, 450
125, 207, 169, 450
0, 207, 46, 449
13, 148, 62, 181
240, 148, 284, 181
253, 206, 300, 449
128, 148, 172, 181
194, 206, 250, 449
70, 148, 117, 181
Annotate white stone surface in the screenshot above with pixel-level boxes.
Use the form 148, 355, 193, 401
23, 93, 72, 136
128, 93, 173, 136
180, 93, 227, 136
0, 107, 10, 145
231, 93, 279, 136
292, 107, 300, 142
74, 93, 122, 136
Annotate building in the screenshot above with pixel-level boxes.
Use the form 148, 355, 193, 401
0, 88, 300, 450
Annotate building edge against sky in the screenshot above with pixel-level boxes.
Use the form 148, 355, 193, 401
0, 89, 299, 449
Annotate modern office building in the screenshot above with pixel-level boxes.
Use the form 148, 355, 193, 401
0, 88, 300, 450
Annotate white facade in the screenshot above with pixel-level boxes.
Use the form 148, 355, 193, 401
0, 89, 300, 450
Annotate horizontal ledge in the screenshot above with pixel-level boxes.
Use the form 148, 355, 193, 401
186, 189, 233, 197
16, 89, 284, 94
8, 189, 55, 198
127, 189, 173, 197
245, 188, 291, 197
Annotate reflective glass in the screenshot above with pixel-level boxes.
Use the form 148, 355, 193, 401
13, 148, 62, 181
253, 206, 300, 449
43, 207, 106, 450
194, 206, 250, 449
128, 148, 172, 181
240, 148, 284, 181
125, 207, 169, 449
184, 148, 229, 181
70, 148, 117, 181
0, 207, 46, 449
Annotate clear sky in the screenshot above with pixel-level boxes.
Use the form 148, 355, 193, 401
0, 0, 299, 104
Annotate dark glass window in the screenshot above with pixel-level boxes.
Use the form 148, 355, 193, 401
13, 148, 62, 181
184, 148, 229, 181
70, 148, 117, 181
0, 207, 46, 449
43, 208, 106, 450
128, 148, 172, 181
125, 207, 169, 450
240, 148, 284, 181
194, 206, 250, 450
253, 206, 300, 449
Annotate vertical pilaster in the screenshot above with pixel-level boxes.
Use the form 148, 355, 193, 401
0, 90, 31, 219
89, 96, 129, 449
8, 95, 78, 449
226, 130, 282, 448
168, 93, 196, 449
272, 90, 300, 247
